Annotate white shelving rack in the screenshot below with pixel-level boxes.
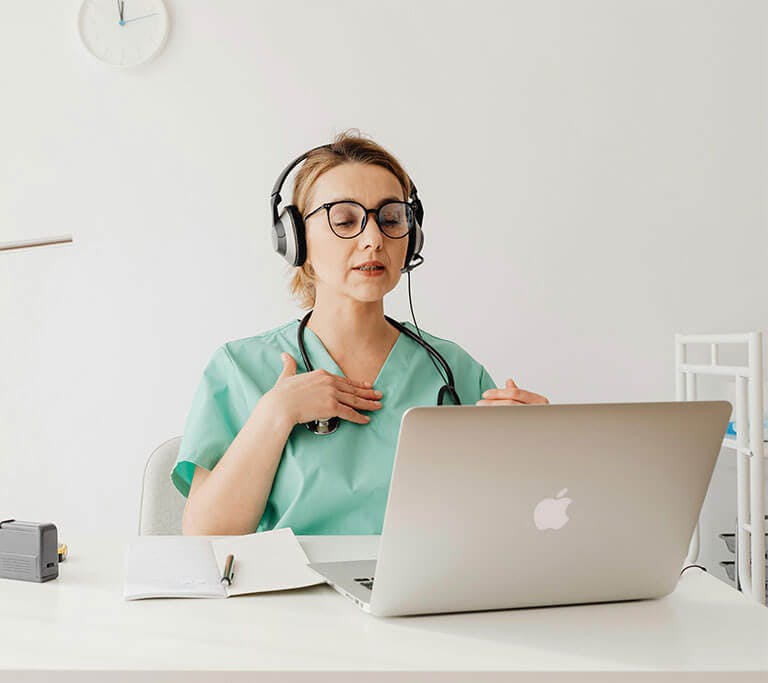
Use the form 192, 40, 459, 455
675, 331, 766, 606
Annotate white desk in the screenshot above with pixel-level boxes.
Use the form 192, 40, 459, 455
0, 534, 767, 682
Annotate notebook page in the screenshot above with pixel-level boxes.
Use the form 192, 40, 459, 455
210, 527, 325, 596
123, 535, 227, 600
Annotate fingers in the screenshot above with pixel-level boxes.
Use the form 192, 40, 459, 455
482, 387, 541, 403
336, 386, 383, 411
341, 376, 378, 393
335, 382, 382, 401
476, 399, 526, 405
333, 378, 383, 424
313, 368, 375, 392
334, 401, 372, 425
333, 375, 382, 401
300, 368, 386, 425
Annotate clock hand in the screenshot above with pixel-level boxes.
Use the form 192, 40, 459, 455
120, 0, 125, 22
122, 12, 159, 24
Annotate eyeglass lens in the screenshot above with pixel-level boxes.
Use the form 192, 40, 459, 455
327, 202, 412, 238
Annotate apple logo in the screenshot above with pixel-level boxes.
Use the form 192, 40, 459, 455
533, 488, 573, 530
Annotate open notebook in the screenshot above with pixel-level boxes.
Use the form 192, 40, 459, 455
123, 527, 325, 600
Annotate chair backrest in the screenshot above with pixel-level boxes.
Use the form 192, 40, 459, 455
139, 436, 185, 535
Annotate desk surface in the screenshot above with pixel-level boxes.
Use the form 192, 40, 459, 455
1, 533, 767, 680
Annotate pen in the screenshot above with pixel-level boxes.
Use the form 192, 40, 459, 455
220, 553, 235, 586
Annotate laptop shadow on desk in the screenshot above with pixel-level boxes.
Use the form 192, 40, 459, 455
379, 596, 698, 668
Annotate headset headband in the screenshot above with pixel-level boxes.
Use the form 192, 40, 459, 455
270, 144, 330, 225
270, 144, 421, 226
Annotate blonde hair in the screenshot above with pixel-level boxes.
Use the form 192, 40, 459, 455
287, 128, 413, 310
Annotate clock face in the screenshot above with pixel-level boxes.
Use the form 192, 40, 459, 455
78, 0, 169, 67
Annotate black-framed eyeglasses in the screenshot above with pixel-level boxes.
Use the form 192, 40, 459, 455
303, 200, 414, 239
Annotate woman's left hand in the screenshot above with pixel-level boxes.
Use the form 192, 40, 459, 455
476, 378, 550, 406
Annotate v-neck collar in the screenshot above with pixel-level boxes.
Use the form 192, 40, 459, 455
296, 318, 409, 389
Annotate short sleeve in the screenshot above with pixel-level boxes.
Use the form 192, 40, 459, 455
171, 345, 245, 499
478, 365, 497, 398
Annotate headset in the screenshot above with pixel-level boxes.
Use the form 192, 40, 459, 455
270, 142, 461, 434
271, 144, 427, 274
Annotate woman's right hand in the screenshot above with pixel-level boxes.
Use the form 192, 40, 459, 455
262, 352, 384, 427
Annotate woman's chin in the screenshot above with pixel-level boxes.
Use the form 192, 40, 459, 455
348, 288, 390, 303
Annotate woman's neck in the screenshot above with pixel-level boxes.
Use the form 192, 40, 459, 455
305, 299, 396, 354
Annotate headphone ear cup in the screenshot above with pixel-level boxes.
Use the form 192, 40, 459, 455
286, 205, 307, 266
412, 196, 424, 229
272, 205, 306, 266
403, 222, 424, 273
403, 191, 424, 271
412, 222, 424, 257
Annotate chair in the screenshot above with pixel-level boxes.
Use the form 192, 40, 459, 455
138, 435, 186, 535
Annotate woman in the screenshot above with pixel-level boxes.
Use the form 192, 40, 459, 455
172, 130, 549, 536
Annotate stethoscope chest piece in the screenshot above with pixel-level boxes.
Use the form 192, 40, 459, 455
306, 416, 340, 435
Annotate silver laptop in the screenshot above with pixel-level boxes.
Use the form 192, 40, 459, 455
307, 400, 732, 617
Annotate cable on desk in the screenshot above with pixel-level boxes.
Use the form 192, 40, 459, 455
680, 564, 708, 576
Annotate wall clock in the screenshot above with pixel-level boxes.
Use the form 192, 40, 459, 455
78, 0, 169, 67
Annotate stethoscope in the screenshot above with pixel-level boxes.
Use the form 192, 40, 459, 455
296, 309, 461, 434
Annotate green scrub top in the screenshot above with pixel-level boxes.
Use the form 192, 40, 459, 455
171, 318, 497, 535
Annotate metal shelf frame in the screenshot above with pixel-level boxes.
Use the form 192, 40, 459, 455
675, 331, 765, 606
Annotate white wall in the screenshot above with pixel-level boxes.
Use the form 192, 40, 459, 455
1, 1, 766, 588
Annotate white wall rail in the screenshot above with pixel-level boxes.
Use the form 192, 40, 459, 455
0, 235, 73, 252
675, 331, 766, 606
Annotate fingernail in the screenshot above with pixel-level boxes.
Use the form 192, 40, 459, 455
374, 390, 382, 396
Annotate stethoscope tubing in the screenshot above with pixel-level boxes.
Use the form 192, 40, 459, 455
296, 309, 460, 434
